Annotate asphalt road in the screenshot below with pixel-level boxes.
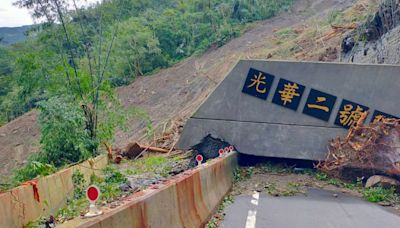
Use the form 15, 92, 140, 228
222, 188, 400, 228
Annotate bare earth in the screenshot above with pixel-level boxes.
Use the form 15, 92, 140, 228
0, 0, 355, 181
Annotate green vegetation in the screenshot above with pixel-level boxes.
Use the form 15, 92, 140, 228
0, 0, 294, 187
235, 164, 400, 207
207, 194, 234, 228
56, 166, 128, 222
122, 155, 175, 178
275, 28, 298, 41
264, 182, 304, 197
13, 160, 56, 183
0, 0, 294, 124
72, 170, 86, 199
327, 10, 345, 25
37, 97, 95, 166
362, 186, 396, 203
234, 166, 255, 182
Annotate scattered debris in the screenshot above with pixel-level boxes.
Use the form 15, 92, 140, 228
227, 163, 400, 214
123, 142, 143, 159
44, 215, 55, 228
143, 146, 169, 154
103, 142, 114, 160
318, 47, 338, 61
318, 23, 357, 43
119, 142, 170, 161
114, 155, 123, 164
317, 116, 400, 181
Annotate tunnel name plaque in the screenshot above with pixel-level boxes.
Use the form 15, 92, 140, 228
177, 60, 400, 161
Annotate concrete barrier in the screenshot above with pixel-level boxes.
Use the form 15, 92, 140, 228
0, 155, 108, 228
61, 152, 238, 228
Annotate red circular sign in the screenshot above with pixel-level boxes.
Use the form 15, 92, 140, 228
219, 150, 224, 156
87, 185, 100, 202
224, 147, 229, 152
229, 146, 234, 151
196, 154, 203, 162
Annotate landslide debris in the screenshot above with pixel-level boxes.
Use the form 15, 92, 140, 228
317, 116, 400, 181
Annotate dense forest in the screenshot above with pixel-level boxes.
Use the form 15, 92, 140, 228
0, 0, 293, 185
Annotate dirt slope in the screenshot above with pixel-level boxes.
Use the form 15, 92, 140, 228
0, 0, 357, 181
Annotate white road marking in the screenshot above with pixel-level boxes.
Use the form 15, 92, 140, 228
246, 191, 259, 228
245, 210, 257, 228
252, 191, 260, 200
251, 191, 260, 205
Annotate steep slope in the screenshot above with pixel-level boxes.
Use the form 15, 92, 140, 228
0, 0, 364, 181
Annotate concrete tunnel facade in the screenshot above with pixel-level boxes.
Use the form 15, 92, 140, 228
177, 60, 400, 161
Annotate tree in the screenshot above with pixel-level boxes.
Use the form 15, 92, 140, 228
113, 18, 161, 79
14, 0, 120, 156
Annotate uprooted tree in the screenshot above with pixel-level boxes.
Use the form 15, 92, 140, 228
317, 112, 400, 181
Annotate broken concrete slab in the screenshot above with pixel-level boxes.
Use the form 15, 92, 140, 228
177, 60, 400, 160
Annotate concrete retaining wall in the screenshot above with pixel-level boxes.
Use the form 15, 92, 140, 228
0, 155, 108, 228
62, 152, 238, 228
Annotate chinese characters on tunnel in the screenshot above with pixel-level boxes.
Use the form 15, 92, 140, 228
241, 68, 398, 129
371, 110, 399, 124
334, 99, 369, 129
272, 78, 305, 111
242, 68, 275, 100
303, 89, 337, 122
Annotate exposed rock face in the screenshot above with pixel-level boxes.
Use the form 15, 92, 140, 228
342, 0, 400, 64
341, 36, 355, 53
363, 0, 400, 42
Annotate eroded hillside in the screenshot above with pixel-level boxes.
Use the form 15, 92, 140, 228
0, 0, 380, 181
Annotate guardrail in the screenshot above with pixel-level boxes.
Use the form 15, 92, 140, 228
61, 152, 238, 228
0, 155, 109, 228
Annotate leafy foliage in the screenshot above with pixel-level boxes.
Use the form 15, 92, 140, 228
37, 96, 95, 167
0, 0, 294, 122
13, 160, 56, 183
124, 155, 173, 177
0, 0, 294, 186
362, 186, 396, 202
90, 166, 128, 201
72, 169, 86, 199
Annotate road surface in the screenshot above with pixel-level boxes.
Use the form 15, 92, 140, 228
222, 188, 400, 228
